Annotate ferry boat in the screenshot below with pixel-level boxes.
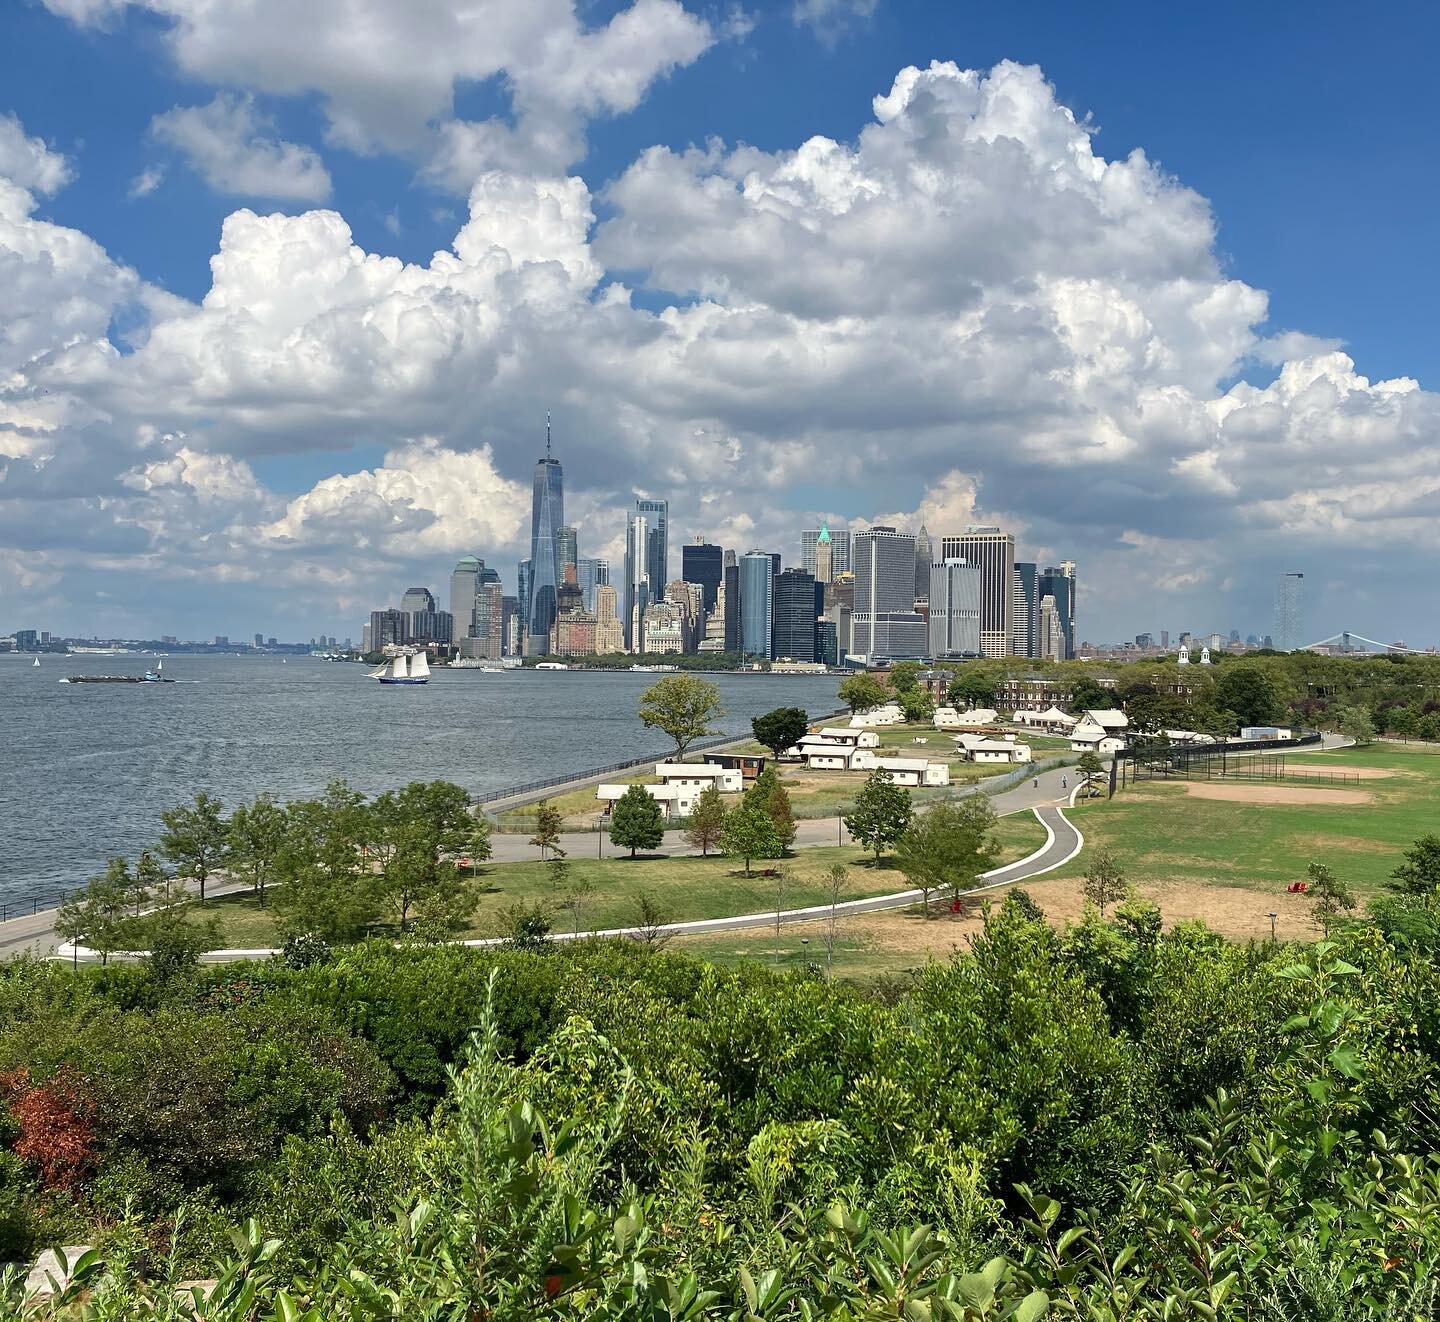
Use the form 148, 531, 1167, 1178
371, 652, 430, 685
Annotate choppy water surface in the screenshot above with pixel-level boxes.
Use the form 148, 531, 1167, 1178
0, 655, 839, 897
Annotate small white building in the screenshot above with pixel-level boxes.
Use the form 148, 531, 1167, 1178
819, 726, 880, 747
654, 762, 744, 793
934, 707, 997, 729
850, 703, 905, 727
596, 762, 742, 819
1070, 709, 1130, 755
1014, 705, 1078, 733
1241, 726, 1294, 741
872, 757, 950, 787
953, 732, 1033, 764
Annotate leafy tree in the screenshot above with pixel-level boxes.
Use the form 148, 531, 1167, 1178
1336, 706, 1377, 746
141, 901, 221, 981
745, 766, 796, 851
638, 674, 726, 761
1389, 834, 1440, 895
838, 672, 887, 714
899, 687, 935, 723
628, 891, 674, 947
227, 794, 286, 908
894, 796, 1001, 914
466, 813, 494, 876
54, 861, 131, 965
719, 801, 782, 876
843, 771, 913, 866
499, 902, 553, 952
1307, 860, 1356, 934
1068, 676, 1111, 714
822, 862, 849, 975
751, 706, 809, 759
159, 790, 228, 902
271, 785, 381, 943
684, 782, 726, 856
130, 849, 166, 915
1082, 846, 1126, 916
609, 784, 665, 858
528, 800, 565, 861
1125, 692, 1187, 733
548, 857, 595, 937
1076, 750, 1106, 792
374, 782, 479, 932
947, 670, 997, 709
887, 660, 922, 694
1213, 666, 1284, 728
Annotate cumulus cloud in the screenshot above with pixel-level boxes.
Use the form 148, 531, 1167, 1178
48, 0, 716, 186
150, 93, 332, 200
6, 61, 1440, 639
0, 114, 73, 195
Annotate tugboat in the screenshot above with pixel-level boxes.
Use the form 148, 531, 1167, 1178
370, 652, 430, 685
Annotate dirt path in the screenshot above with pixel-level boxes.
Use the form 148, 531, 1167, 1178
1180, 782, 1373, 806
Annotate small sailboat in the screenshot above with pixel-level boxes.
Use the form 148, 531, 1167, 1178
32, 656, 39, 668
372, 651, 429, 685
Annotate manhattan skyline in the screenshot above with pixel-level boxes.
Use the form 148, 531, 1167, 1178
3, 2, 1439, 644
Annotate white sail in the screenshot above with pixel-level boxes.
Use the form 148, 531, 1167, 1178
369, 664, 389, 679
391, 654, 409, 680
33, 657, 40, 667
411, 651, 430, 678
157, 659, 163, 671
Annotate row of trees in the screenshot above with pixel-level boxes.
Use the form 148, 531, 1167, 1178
57, 779, 497, 957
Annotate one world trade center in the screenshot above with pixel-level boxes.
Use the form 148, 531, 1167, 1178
526, 416, 564, 655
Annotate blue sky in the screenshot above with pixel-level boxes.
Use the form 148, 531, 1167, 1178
2, 0, 1438, 644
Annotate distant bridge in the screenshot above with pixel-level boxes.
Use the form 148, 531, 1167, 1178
1301, 631, 1429, 655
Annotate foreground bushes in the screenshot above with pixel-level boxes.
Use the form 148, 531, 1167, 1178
3, 902, 1440, 1315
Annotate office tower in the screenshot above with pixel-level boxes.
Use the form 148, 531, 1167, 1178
929, 559, 982, 657
526, 418, 564, 655
1274, 572, 1304, 652
851, 526, 926, 660
914, 523, 932, 601
500, 596, 518, 655
476, 583, 502, 659
555, 526, 578, 580
361, 623, 372, 652
400, 586, 435, 617
594, 584, 624, 653
1038, 566, 1075, 660
1060, 560, 1077, 651
624, 513, 650, 650
552, 608, 597, 656
556, 563, 584, 617
1161, 629, 1170, 649
802, 526, 851, 578
369, 608, 407, 649
813, 524, 834, 584
682, 538, 723, 613
640, 601, 685, 654
773, 568, 819, 662
816, 618, 838, 666
739, 551, 776, 658
635, 497, 668, 601
253, 633, 264, 648
941, 527, 1015, 659
516, 559, 531, 648
723, 562, 741, 652
1038, 595, 1064, 661
576, 557, 608, 613
1011, 562, 1038, 658
765, 551, 782, 581
667, 579, 704, 651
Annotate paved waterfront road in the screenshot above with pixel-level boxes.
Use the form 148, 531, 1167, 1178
3, 765, 1084, 962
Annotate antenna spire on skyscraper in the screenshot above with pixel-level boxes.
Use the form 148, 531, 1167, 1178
546, 410, 552, 458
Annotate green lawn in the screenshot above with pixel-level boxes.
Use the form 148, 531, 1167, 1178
1062, 743, 1440, 895
196, 811, 1048, 948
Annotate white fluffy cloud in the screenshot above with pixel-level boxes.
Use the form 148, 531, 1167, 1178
5, 61, 1440, 639
150, 93, 333, 200
47, 0, 715, 186
0, 114, 73, 195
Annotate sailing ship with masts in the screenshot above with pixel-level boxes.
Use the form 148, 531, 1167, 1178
370, 651, 430, 685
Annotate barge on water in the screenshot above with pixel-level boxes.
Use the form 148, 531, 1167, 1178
62, 673, 174, 684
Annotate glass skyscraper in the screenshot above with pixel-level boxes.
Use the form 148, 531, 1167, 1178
1274, 572, 1304, 652
739, 551, 775, 659
635, 497, 668, 601
526, 421, 564, 655
682, 539, 723, 613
